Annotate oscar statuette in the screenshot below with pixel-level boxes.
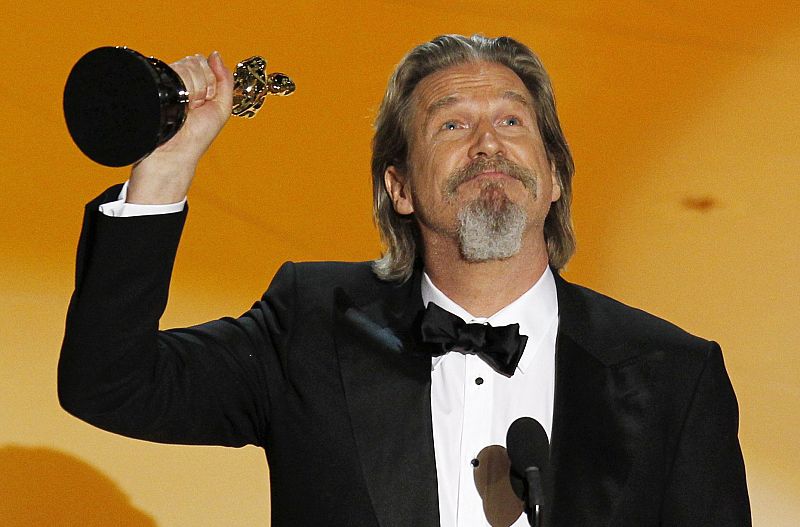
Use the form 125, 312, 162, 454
63, 47, 295, 167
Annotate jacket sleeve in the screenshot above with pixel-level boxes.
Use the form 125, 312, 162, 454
58, 186, 296, 447
661, 342, 751, 526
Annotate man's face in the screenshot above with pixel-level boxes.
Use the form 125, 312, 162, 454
385, 61, 561, 261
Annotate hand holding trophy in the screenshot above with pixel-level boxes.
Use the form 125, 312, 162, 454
63, 47, 295, 167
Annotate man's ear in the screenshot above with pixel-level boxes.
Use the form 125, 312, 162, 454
384, 165, 414, 215
549, 161, 561, 203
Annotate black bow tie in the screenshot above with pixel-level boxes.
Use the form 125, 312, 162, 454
419, 302, 528, 376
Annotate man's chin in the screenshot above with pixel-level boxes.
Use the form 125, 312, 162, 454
456, 193, 527, 262
476, 185, 515, 213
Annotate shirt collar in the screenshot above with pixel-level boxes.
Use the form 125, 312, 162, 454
421, 266, 559, 374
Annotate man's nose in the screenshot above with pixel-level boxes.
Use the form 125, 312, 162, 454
467, 120, 504, 159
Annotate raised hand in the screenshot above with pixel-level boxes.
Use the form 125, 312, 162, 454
128, 52, 233, 205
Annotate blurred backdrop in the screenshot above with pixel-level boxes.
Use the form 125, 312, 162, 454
1, 1, 798, 525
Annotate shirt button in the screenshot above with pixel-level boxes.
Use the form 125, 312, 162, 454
475, 377, 484, 385
471, 458, 480, 468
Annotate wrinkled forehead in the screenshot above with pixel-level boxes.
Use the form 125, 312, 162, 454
408, 60, 535, 127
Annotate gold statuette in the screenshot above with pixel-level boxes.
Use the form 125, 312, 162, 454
232, 56, 296, 118
64, 47, 297, 167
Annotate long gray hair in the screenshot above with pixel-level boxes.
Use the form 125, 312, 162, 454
371, 34, 575, 282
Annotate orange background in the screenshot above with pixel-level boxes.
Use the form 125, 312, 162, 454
1, 1, 798, 525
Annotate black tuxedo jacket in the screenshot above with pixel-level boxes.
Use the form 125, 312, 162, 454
59, 187, 750, 526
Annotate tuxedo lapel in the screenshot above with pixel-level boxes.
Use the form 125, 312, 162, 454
333, 270, 440, 527
548, 273, 661, 526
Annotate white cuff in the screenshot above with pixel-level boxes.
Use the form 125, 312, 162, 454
98, 181, 187, 217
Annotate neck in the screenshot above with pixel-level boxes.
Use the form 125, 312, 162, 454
421, 234, 550, 317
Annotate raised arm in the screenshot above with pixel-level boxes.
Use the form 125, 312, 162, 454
58, 52, 288, 448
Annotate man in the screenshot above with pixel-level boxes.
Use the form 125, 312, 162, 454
59, 35, 751, 526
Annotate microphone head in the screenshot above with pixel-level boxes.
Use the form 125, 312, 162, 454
506, 417, 550, 500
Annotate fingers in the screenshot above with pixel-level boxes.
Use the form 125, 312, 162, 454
171, 53, 223, 110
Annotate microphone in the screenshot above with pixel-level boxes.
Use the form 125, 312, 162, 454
506, 417, 550, 527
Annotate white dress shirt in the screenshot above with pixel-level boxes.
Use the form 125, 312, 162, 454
98, 181, 186, 217
423, 269, 558, 527
100, 190, 560, 526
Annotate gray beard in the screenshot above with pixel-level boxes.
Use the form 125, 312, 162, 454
457, 191, 527, 262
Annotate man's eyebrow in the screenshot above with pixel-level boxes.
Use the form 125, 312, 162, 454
420, 91, 532, 128
420, 95, 461, 130
503, 90, 531, 107
426, 95, 461, 117
426, 91, 531, 116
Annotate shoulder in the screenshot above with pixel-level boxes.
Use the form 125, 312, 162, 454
274, 260, 381, 287
267, 260, 399, 302
555, 274, 714, 366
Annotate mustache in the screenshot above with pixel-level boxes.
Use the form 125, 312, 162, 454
444, 156, 538, 196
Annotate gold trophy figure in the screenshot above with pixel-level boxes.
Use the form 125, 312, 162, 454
233, 56, 295, 118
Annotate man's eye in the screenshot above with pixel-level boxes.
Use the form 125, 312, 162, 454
501, 117, 521, 126
441, 121, 462, 131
